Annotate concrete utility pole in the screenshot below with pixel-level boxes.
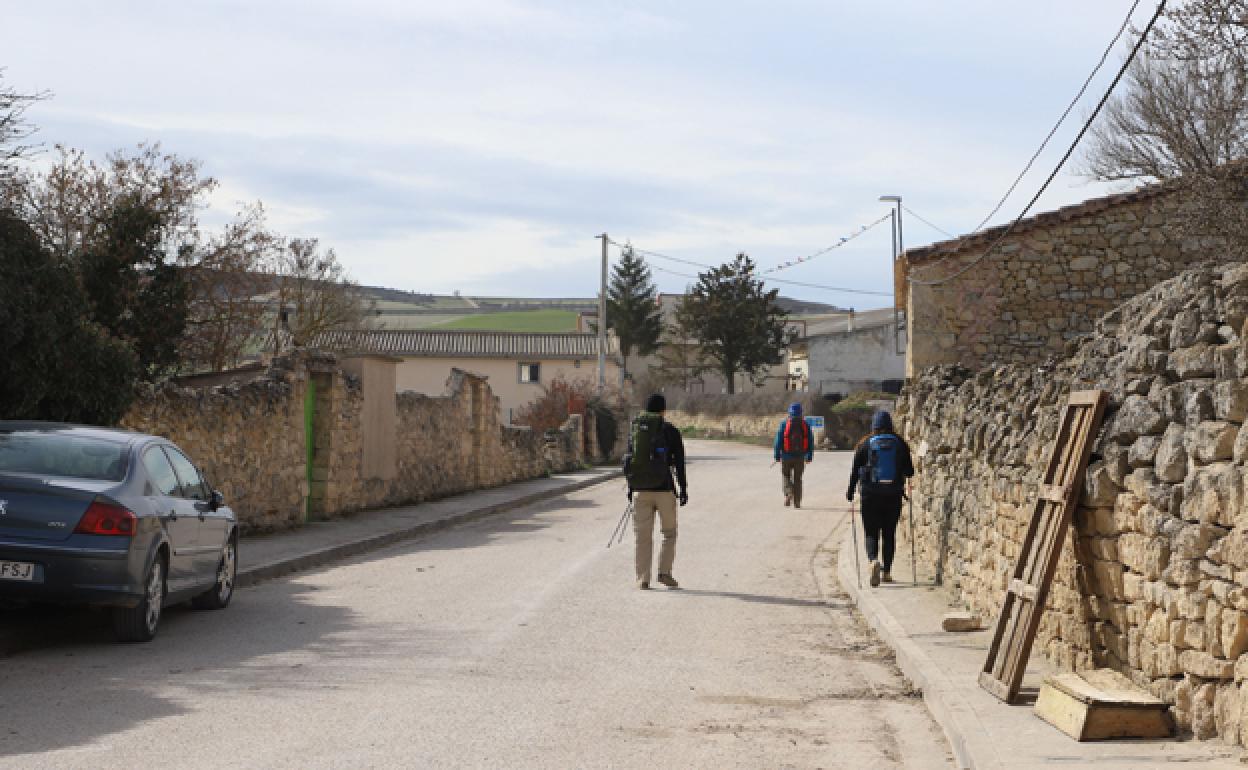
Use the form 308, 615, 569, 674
596, 233, 608, 393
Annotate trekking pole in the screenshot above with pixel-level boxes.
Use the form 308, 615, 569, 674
617, 503, 632, 547
607, 502, 634, 549
909, 489, 917, 586
850, 499, 862, 589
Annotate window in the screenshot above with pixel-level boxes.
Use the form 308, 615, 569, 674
163, 446, 208, 500
0, 431, 127, 481
142, 448, 181, 497
518, 362, 540, 383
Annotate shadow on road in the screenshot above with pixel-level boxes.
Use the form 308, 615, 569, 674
673, 588, 849, 610
0, 576, 405, 760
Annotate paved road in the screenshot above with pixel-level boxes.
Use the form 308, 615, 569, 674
0, 440, 951, 769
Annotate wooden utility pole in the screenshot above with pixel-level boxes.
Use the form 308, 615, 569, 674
596, 233, 608, 393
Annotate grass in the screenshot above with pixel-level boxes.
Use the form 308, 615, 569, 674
434, 309, 579, 333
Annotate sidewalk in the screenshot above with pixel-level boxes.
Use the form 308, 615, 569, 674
837, 528, 1245, 770
238, 467, 622, 588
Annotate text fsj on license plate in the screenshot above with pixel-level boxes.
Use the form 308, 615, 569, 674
0, 561, 36, 581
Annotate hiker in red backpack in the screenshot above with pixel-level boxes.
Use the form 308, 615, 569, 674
773, 403, 813, 508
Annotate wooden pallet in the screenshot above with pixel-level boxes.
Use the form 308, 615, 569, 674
980, 389, 1108, 703
1035, 669, 1171, 741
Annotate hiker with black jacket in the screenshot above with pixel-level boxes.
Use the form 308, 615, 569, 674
623, 393, 688, 590
847, 410, 914, 587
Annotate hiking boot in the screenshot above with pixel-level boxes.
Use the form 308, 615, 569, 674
869, 560, 881, 587
881, 571, 894, 583
656, 573, 680, 589
783, 495, 791, 507
637, 579, 650, 590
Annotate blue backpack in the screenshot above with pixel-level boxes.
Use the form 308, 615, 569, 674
862, 434, 902, 496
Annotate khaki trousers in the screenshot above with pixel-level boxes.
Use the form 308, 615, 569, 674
633, 490, 678, 582
781, 458, 806, 505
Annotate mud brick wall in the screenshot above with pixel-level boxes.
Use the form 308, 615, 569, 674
898, 263, 1248, 744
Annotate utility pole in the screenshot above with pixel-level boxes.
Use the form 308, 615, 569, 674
596, 233, 608, 393
879, 195, 904, 355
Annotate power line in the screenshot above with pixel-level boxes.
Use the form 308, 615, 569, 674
615, 239, 892, 296
967, 0, 1143, 235
760, 213, 891, 274
909, 0, 1166, 287
901, 205, 956, 239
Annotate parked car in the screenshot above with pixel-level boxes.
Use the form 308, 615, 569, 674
0, 422, 238, 642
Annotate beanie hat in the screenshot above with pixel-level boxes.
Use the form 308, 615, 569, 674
788, 402, 803, 417
645, 393, 667, 413
872, 410, 894, 432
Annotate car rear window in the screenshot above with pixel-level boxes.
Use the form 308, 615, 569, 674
0, 431, 128, 481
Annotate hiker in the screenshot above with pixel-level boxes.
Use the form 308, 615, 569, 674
623, 393, 688, 590
773, 402, 813, 508
846, 410, 914, 587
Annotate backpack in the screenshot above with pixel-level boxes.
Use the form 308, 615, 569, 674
861, 434, 903, 496
782, 417, 809, 454
628, 411, 672, 489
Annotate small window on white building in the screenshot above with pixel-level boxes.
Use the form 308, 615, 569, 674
519, 362, 540, 383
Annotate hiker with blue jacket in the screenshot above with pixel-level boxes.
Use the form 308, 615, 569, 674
847, 410, 914, 587
774, 403, 814, 508
623, 393, 688, 590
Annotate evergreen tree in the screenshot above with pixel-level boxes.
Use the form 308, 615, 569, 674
675, 253, 792, 394
605, 244, 662, 382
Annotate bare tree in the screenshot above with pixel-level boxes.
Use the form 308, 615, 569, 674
1082, 3, 1248, 256
0, 71, 48, 183
181, 203, 283, 372
272, 237, 375, 349
3, 143, 214, 263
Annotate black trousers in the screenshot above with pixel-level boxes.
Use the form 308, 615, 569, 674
860, 494, 903, 571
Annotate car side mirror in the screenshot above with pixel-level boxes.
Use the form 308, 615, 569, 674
209, 489, 224, 511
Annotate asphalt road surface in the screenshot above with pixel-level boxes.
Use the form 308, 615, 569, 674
0, 440, 952, 769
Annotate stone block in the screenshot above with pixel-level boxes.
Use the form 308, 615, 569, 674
1181, 463, 1242, 527
1170, 345, 1219, 380
1128, 435, 1161, 468
941, 611, 982, 632
1214, 380, 1248, 423
1108, 395, 1167, 443
1119, 533, 1170, 579
1083, 463, 1121, 508
1187, 421, 1238, 465
1155, 423, 1188, 482
1222, 610, 1248, 658
1181, 650, 1235, 680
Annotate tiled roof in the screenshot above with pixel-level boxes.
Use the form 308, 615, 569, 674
312, 329, 620, 359
903, 182, 1175, 265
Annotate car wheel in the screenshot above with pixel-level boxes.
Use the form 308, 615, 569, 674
192, 538, 237, 611
112, 556, 165, 643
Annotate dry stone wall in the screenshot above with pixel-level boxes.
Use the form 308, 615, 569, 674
122, 352, 590, 534
665, 408, 874, 450
898, 262, 1248, 744
906, 188, 1228, 374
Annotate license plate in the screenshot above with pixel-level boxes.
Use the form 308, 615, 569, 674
0, 561, 35, 581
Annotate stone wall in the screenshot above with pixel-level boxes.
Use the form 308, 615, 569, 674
897, 262, 1248, 743
121, 352, 591, 534
664, 408, 875, 450
904, 187, 1226, 376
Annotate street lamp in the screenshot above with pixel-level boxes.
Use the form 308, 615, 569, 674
879, 195, 904, 356
879, 195, 903, 260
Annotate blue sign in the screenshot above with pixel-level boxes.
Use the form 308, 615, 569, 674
805, 416, 825, 429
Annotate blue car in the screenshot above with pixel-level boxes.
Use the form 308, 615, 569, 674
0, 422, 238, 642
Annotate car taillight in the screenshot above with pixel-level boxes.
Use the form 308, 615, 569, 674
74, 500, 138, 536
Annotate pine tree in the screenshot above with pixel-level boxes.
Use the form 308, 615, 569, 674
605, 244, 662, 382
675, 253, 792, 394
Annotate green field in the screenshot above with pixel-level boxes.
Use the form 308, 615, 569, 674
434, 309, 579, 332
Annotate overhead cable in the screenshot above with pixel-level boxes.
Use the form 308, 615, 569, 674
909, 0, 1167, 287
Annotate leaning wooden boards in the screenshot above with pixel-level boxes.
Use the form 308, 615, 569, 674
980, 389, 1108, 703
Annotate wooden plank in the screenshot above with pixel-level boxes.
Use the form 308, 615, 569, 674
980, 389, 1108, 703
1035, 671, 1172, 741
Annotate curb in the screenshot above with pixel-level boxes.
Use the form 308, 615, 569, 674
837, 528, 998, 770
237, 470, 623, 589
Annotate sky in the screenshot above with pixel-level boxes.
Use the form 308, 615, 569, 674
6, 1, 1148, 309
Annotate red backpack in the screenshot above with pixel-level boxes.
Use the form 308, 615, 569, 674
782, 417, 809, 453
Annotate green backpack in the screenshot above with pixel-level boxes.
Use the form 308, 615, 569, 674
628, 411, 672, 489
